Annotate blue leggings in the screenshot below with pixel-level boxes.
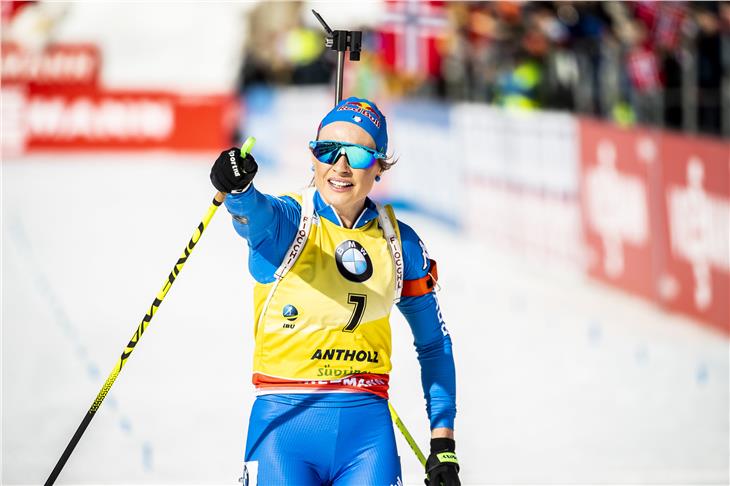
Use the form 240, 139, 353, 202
243, 393, 402, 486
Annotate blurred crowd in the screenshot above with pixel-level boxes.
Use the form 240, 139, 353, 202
440, 1, 728, 136
239, 1, 730, 137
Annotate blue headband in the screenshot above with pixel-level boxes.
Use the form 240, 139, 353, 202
317, 96, 388, 153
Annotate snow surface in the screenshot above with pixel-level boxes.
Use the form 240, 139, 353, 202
2, 155, 728, 485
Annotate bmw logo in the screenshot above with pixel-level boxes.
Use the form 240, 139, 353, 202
335, 240, 373, 283
282, 304, 299, 321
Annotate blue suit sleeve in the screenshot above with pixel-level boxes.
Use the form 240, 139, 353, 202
396, 221, 457, 430
224, 184, 300, 284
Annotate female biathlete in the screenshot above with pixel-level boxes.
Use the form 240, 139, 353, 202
210, 97, 459, 486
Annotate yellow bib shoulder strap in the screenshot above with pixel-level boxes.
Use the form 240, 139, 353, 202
274, 187, 316, 280
376, 203, 404, 303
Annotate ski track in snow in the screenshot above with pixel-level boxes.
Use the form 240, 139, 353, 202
2, 156, 728, 485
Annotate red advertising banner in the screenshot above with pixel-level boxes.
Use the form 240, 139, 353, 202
579, 118, 660, 301
1, 42, 101, 87
656, 133, 730, 334
3, 87, 238, 153
1, 42, 238, 154
579, 118, 730, 335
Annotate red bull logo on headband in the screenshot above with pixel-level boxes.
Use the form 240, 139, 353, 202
337, 100, 382, 128
318, 96, 388, 153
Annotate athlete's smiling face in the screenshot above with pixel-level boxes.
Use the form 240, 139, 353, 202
313, 121, 382, 227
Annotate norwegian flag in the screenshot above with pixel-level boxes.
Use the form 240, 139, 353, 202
378, 0, 448, 78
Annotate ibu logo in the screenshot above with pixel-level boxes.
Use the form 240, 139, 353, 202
335, 240, 373, 283
282, 304, 299, 321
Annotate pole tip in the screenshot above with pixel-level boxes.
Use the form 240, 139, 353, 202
241, 136, 256, 156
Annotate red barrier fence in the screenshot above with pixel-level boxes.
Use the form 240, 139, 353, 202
579, 119, 729, 335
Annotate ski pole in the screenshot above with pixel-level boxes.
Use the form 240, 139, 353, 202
388, 402, 427, 467
45, 137, 256, 486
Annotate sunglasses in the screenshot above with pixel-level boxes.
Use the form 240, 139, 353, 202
309, 140, 385, 170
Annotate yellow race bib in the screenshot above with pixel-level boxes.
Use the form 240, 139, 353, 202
251, 190, 401, 397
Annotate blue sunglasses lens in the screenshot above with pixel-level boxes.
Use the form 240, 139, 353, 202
342, 146, 377, 169
309, 141, 340, 164
309, 141, 381, 169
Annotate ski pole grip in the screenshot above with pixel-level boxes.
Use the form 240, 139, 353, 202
214, 136, 257, 204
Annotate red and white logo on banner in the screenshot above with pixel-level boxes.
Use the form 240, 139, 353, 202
579, 119, 658, 301
665, 158, 729, 309
1, 42, 100, 87
657, 133, 729, 334
24, 93, 174, 141
585, 139, 650, 278
4, 88, 236, 153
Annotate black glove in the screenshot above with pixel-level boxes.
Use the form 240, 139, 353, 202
424, 438, 460, 486
210, 147, 258, 193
